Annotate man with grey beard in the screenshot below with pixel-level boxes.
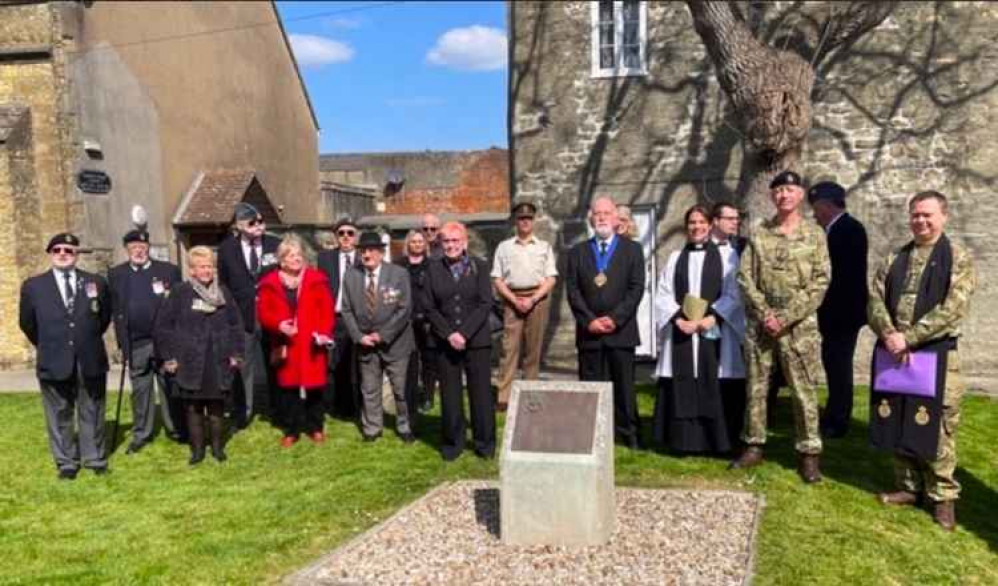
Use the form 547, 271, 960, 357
565, 196, 646, 449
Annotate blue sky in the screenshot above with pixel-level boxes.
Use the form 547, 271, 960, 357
276, 1, 507, 154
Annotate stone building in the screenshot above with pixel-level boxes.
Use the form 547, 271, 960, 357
510, 1, 998, 385
0, 1, 320, 369
319, 148, 511, 259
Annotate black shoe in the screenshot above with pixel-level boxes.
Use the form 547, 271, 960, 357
58, 469, 78, 480
125, 442, 146, 455
399, 432, 416, 444
362, 432, 382, 443
442, 449, 461, 462
474, 449, 495, 460
189, 448, 206, 466
91, 467, 109, 476
211, 447, 228, 463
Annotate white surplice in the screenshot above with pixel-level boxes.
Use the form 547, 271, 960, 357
652, 244, 746, 379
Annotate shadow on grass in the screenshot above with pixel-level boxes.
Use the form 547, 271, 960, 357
956, 468, 998, 552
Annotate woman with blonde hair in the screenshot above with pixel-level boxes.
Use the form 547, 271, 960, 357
155, 246, 244, 465
257, 234, 335, 447
616, 204, 640, 239
399, 229, 437, 419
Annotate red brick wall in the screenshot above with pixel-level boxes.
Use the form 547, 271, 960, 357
384, 150, 509, 215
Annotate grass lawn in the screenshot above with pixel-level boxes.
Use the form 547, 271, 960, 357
1, 385, 996, 585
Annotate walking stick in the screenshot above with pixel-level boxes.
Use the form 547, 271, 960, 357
109, 355, 127, 459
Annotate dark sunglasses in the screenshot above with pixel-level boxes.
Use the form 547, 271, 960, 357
51, 246, 77, 255
248, 219, 264, 227
337, 229, 356, 237
422, 226, 439, 233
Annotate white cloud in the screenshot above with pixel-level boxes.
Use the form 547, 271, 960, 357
426, 25, 507, 72
289, 34, 355, 68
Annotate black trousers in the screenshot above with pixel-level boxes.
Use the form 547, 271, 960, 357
327, 319, 360, 418
720, 378, 746, 449
438, 346, 495, 459
820, 328, 861, 433
407, 322, 439, 404
579, 346, 640, 442
280, 389, 325, 437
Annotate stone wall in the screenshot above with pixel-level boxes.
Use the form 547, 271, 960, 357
511, 2, 998, 387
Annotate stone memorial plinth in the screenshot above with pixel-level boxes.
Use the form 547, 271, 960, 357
500, 380, 615, 546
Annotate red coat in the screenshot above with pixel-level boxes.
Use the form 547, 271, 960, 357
256, 268, 335, 390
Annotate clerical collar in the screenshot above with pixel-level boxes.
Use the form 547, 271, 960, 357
130, 260, 152, 271
685, 241, 708, 251
711, 234, 730, 246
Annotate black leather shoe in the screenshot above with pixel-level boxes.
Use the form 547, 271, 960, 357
125, 442, 145, 455
91, 467, 109, 476
58, 469, 78, 480
189, 448, 206, 466
399, 432, 416, 444
362, 432, 382, 443
211, 447, 228, 463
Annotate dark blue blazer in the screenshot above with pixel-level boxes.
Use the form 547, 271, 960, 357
566, 235, 646, 349
19, 268, 112, 381
108, 259, 182, 357
216, 233, 280, 332
818, 213, 869, 335
422, 256, 493, 350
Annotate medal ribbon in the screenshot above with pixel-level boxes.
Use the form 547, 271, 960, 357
590, 236, 619, 275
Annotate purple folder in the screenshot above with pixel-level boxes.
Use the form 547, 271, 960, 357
872, 347, 938, 397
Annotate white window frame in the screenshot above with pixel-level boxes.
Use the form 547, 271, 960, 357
590, 0, 648, 78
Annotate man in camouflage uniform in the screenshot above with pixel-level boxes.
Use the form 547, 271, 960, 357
869, 190, 975, 531
730, 170, 830, 483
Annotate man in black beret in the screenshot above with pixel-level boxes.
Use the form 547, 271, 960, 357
108, 230, 184, 452
317, 216, 364, 417
216, 202, 281, 428
808, 181, 868, 438
19, 233, 112, 479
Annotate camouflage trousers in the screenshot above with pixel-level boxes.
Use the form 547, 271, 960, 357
895, 350, 963, 502
742, 332, 823, 455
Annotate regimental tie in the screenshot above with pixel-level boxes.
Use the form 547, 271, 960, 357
249, 241, 260, 276
62, 270, 75, 312
365, 272, 377, 317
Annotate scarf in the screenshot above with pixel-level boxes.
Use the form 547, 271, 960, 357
446, 252, 471, 281
884, 234, 953, 351
670, 240, 723, 419
191, 278, 225, 311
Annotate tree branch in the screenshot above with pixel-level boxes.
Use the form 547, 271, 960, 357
812, 1, 899, 66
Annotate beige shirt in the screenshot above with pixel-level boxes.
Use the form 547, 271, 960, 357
491, 235, 558, 290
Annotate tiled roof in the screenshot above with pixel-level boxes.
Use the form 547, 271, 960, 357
174, 169, 282, 226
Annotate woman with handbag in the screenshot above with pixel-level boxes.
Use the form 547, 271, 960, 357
155, 246, 244, 465
257, 234, 335, 447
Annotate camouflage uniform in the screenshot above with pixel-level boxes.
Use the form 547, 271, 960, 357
868, 236, 976, 502
737, 217, 830, 454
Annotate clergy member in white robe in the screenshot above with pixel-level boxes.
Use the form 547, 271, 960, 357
652, 205, 746, 454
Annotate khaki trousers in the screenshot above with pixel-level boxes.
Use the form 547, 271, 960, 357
497, 289, 550, 404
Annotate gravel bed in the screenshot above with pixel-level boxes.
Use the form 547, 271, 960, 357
289, 480, 763, 585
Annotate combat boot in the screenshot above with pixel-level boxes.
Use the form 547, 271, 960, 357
933, 501, 956, 532
798, 454, 822, 484
729, 446, 764, 470
878, 490, 919, 506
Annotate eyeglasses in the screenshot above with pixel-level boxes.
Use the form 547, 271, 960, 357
718, 216, 740, 221
248, 219, 263, 227
337, 229, 356, 237
422, 226, 439, 233
51, 246, 77, 255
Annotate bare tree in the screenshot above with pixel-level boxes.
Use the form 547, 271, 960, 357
686, 0, 897, 219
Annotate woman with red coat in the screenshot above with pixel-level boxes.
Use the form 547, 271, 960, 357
257, 234, 335, 446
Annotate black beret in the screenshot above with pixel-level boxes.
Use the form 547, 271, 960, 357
513, 201, 537, 218
233, 202, 262, 222
334, 216, 358, 231
122, 230, 150, 246
356, 231, 384, 249
770, 170, 805, 190
807, 181, 846, 204
46, 232, 80, 252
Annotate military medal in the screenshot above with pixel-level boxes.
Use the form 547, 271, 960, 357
590, 236, 618, 290
914, 406, 930, 426
877, 399, 891, 419
594, 272, 607, 287
152, 279, 165, 296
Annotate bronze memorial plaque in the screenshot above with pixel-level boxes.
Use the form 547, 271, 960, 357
511, 391, 599, 454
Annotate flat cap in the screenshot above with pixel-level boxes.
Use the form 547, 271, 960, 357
807, 181, 846, 204
233, 202, 262, 222
356, 231, 384, 249
512, 201, 537, 219
122, 230, 150, 246
770, 170, 805, 190
46, 232, 80, 252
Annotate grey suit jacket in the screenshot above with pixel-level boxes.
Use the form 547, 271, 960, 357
341, 262, 414, 359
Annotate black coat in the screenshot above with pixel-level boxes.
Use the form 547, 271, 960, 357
108, 259, 182, 357
216, 233, 281, 332
818, 213, 868, 335
317, 247, 362, 308
423, 256, 493, 350
153, 282, 245, 391
19, 268, 112, 381
566, 235, 645, 349
399, 256, 430, 322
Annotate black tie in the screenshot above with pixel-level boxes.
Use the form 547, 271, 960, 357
600, 241, 607, 255
62, 271, 75, 312
249, 242, 260, 276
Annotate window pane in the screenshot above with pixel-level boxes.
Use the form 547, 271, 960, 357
600, 23, 614, 46
622, 0, 640, 22
599, 0, 614, 23
600, 46, 615, 69
623, 44, 640, 69
623, 21, 638, 45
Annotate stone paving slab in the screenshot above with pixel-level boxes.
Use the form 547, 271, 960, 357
288, 480, 764, 586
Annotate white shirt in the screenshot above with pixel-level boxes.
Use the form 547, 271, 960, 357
335, 250, 356, 312
52, 268, 77, 309
240, 237, 262, 271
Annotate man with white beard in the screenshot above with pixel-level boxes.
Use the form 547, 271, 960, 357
565, 196, 647, 449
